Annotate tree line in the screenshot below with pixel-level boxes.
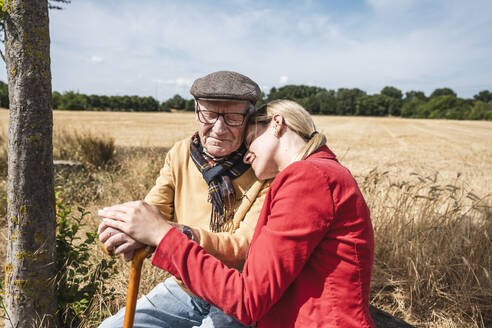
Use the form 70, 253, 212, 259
0, 80, 490, 120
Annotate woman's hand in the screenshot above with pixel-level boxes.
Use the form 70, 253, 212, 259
98, 200, 172, 247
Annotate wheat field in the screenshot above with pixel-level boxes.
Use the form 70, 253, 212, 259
2, 110, 489, 191
2, 110, 490, 187
0, 109, 491, 327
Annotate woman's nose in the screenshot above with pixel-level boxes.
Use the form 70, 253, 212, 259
243, 151, 255, 164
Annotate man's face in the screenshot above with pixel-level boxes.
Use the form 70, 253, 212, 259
196, 99, 250, 157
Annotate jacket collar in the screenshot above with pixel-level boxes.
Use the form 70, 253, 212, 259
306, 145, 337, 161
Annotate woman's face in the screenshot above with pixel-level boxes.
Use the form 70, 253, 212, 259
243, 122, 280, 180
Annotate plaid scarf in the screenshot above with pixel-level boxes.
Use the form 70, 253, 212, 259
190, 132, 250, 232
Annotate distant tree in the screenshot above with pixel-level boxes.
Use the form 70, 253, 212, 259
317, 90, 337, 115
405, 90, 427, 101
87, 94, 102, 109
473, 90, 492, 103
302, 95, 319, 114
268, 85, 326, 102
130, 95, 140, 111
379, 86, 403, 116
140, 96, 159, 111
99, 95, 110, 109
401, 97, 425, 118
356, 94, 396, 116
416, 95, 470, 119
255, 91, 267, 108
430, 87, 456, 98
121, 95, 132, 110
5, 0, 57, 326
162, 94, 186, 110
467, 101, 492, 120
381, 86, 403, 100
296, 90, 337, 115
43, 83, 492, 119
335, 88, 366, 115
52, 91, 62, 109
184, 99, 195, 111
60, 91, 87, 110
109, 96, 122, 111
159, 102, 170, 112
267, 87, 277, 101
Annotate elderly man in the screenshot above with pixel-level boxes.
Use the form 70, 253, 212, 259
98, 71, 268, 328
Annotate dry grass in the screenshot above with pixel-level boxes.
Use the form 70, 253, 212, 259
360, 170, 491, 327
0, 109, 491, 327
54, 129, 116, 167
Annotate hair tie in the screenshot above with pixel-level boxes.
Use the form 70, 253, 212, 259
310, 131, 318, 139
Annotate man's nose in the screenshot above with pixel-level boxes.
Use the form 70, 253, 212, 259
243, 151, 255, 164
211, 115, 228, 133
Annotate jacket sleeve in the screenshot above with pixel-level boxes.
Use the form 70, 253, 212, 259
190, 180, 269, 269
151, 163, 333, 325
144, 149, 175, 221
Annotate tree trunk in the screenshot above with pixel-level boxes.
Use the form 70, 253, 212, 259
4, 0, 56, 327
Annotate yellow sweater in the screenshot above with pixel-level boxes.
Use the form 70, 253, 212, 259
145, 137, 268, 270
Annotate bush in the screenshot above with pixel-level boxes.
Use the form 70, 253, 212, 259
54, 130, 115, 167
55, 196, 117, 327
77, 133, 115, 167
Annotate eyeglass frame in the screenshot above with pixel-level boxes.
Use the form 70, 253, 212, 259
194, 99, 254, 127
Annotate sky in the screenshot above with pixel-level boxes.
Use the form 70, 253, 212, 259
1, 0, 490, 101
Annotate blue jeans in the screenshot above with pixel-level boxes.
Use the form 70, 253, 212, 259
98, 278, 250, 328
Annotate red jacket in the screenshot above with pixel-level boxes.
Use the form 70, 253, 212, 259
152, 146, 375, 327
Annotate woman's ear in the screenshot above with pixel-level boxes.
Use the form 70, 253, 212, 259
272, 114, 284, 137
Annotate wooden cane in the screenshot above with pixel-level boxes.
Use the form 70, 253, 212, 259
123, 246, 153, 328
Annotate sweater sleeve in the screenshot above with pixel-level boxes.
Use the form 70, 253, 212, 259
152, 163, 333, 325
144, 148, 175, 221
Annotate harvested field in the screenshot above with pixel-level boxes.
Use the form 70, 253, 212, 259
1, 110, 489, 192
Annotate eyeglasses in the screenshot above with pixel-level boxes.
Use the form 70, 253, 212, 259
196, 103, 248, 127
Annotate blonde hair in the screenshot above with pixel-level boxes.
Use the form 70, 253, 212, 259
249, 99, 327, 160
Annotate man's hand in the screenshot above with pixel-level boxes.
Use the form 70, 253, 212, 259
98, 200, 172, 248
98, 223, 144, 262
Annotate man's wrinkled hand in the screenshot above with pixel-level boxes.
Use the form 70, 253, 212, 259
98, 200, 172, 247
98, 221, 144, 262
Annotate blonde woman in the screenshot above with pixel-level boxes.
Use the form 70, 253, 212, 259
99, 100, 375, 328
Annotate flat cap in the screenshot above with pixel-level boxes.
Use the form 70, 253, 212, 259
190, 71, 261, 104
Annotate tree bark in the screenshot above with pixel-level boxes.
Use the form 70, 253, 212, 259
4, 0, 56, 327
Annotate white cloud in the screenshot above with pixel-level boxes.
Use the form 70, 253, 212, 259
279, 76, 289, 84
90, 56, 103, 63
